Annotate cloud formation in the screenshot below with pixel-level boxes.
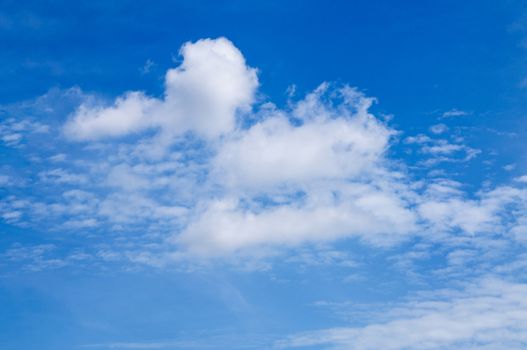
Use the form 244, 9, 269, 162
2, 37, 527, 266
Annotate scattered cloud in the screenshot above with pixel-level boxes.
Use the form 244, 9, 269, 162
0, 117, 48, 147
38, 168, 88, 185
404, 133, 480, 165
0, 244, 68, 272
1, 37, 526, 272
429, 123, 448, 134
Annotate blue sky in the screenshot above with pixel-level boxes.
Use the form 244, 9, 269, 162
2, 1, 527, 349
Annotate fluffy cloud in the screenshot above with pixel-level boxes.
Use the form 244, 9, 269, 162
176, 189, 418, 255
213, 85, 392, 190
58, 38, 423, 257
64, 37, 258, 140
175, 85, 418, 254
64, 91, 157, 140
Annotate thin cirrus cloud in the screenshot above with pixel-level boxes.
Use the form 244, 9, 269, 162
278, 278, 527, 350
441, 108, 470, 118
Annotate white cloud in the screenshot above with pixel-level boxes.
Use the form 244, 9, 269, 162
442, 108, 470, 118
98, 192, 188, 224
64, 37, 258, 141
421, 141, 464, 155
64, 91, 157, 140
174, 85, 418, 255
278, 278, 527, 350
48, 153, 67, 162
418, 183, 526, 237
38, 168, 88, 185
213, 86, 391, 190
405, 134, 431, 144
1, 244, 68, 272
404, 133, 480, 165
0, 117, 49, 147
176, 189, 418, 255
429, 123, 448, 134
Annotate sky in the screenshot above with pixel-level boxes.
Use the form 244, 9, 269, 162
2, 0, 527, 349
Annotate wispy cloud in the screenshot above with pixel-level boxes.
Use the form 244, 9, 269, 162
441, 108, 470, 118
278, 277, 527, 350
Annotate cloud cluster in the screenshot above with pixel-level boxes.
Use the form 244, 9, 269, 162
0, 116, 48, 147
42, 38, 420, 257
404, 133, 480, 165
2, 37, 527, 265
